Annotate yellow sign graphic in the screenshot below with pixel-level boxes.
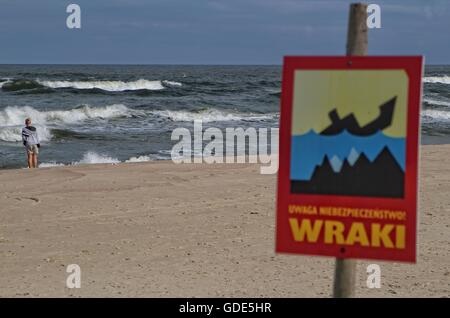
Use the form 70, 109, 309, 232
291, 70, 408, 138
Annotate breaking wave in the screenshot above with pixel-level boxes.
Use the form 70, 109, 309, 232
152, 108, 277, 123
75, 151, 120, 164
0, 104, 136, 142
0, 126, 52, 142
423, 98, 450, 108
1, 80, 44, 91
0, 104, 134, 126
1, 79, 177, 92
40, 151, 164, 168
162, 80, 183, 87
422, 109, 450, 122
0, 104, 278, 142
37, 79, 165, 91
125, 155, 152, 163
39, 152, 120, 167
0, 79, 11, 88
423, 76, 450, 85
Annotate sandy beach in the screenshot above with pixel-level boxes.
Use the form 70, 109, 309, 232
0, 144, 449, 298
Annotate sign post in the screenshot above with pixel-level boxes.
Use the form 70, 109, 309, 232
276, 3, 422, 299
333, 2, 368, 299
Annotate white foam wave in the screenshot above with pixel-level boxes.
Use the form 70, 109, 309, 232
41, 152, 120, 167
0, 104, 133, 142
124, 155, 152, 163
423, 98, 450, 108
152, 109, 276, 123
0, 80, 11, 88
422, 109, 450, 122
40, 152, 160, 168
47, 104, 135, 123
74, 151, 120, 164
123, 152, 171, 162
0, 127, 24, 142
37, 79, 165, 91
39, 162, 66, 168
0, 104, 132, 126
423, 76, 450, 85
0, 125, 52, 142
162, 80, 183, 87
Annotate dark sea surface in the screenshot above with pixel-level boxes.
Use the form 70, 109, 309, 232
0, 65, 449, 168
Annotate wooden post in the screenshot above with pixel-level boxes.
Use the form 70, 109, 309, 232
333, 258, 357, 298
333, 3, 368, 298
346, 3, 368, 56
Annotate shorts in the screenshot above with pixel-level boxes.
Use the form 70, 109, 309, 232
26, 144, 39, 155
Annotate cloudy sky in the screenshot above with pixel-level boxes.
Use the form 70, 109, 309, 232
1, 0, 449, 64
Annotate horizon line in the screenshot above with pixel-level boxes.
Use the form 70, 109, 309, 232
0, 63, 282, 66
0, 63, 448, 66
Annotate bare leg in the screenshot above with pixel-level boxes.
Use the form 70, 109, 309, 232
32, 154, 38, 168
27, 153, 33, 168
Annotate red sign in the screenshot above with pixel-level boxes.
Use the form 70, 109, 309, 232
276, 56, 422, 262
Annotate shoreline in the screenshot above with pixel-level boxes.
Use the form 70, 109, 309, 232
421, 134, 450, 145
0, 144, 448, 297
1, 137, 450, 171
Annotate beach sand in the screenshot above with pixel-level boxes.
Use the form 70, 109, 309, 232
0, 145, 449, 297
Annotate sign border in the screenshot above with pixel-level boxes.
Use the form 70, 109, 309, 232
276, 56, 423, 263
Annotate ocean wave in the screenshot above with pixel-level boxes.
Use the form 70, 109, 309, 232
124, 155, 153, 163
269, 91, 281, 97
39, 149, 182, 167
152, 108, 276, 123
1, 79, 168, 92
0, 104, 136, 142
40, 152, 161, 167
75, 151, 120, 164
0, 126, 52, 142
1, 80, 44, 91
0, 127, 22, 142
0, 104, 277, 142
37, 79, 165, 91
38, 162, 66, 168
162, 80, 183, 87
423, 98, 450, 108
0, 79, 11, 88
423, 76, 450, 85
422, 109, 450, 122
40, 152, 119, 167
40, 152, 120, 167
0, 104, 134, 126
49, 104, 138, 122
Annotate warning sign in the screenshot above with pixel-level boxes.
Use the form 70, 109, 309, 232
276, 56, 422, 262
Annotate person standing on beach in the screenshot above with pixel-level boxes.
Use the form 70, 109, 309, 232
22, 118, 40, 168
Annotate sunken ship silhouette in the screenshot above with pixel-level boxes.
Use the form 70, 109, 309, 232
320, 96, 397, 136
291, 96, 405, 198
